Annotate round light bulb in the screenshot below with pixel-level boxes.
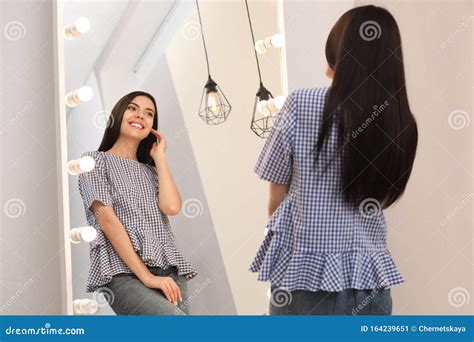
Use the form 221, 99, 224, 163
70, 226, 97, 244
255, 40, 267, 54
83, 299, 98, 314
77, 86, 93, 102
263, 37, 273, 50
79, 226, 97, 242
267, 99, 277, 113
273, 95, 286, 110
67, 156, 96, 175
65, 86, 94, 107
271, 34, 285, 48
75, 18, 90, 34
74, 299, 99, 315
64, 17, 91, 40
79, 156, 95, 172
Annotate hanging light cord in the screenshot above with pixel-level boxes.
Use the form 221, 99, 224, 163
196, 0, 211, 77
245, 0, 263, 85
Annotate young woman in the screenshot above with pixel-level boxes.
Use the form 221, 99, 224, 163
250, 5, 418, 315
78, 91, 197, 315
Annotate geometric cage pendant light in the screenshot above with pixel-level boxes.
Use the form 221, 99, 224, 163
245, 0, 285, 138
195, 0, 232, 125
198, 76, 232, 125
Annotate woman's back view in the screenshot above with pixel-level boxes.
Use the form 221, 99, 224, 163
250, 5, 418, 315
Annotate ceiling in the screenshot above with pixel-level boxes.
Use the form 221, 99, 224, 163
63, 0, 193, 111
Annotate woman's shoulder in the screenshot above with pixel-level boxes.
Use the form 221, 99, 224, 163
285, 87, 330, 123
144, 163, 156, 173
80, 150, 103, 158
290, 86, 330, 102
80, 150, 106, 166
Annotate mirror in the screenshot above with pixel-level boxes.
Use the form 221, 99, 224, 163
64, 0, 285, 315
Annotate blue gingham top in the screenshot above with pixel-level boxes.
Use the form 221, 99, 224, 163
78, 151, 197, 293
249, 87, 405, 292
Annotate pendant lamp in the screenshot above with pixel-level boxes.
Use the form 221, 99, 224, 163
245, 0, 285, 138
196, 0, 231, 125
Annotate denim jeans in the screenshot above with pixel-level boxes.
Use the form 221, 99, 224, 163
269, 285, 392, 315
103, 265, 189, 315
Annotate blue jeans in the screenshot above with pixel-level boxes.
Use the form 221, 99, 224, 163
269, 286, 392, 315
103, 265, 189, 315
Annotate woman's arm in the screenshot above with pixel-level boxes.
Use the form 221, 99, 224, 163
149, 129, 182, 216
154, 154, 182, 216
268, 182, 289, 217
91, 201, 182, 304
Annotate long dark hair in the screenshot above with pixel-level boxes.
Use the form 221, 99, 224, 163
316, 5, 418, 209
98, 91, 158, 167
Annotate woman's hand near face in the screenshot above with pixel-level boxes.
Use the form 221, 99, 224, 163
148, 128, 182, 216
149, 129, 167, 160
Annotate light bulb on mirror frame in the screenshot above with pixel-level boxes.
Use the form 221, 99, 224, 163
251, 84, 275, 138
256, 95, 286, 117
73, 298, 99, 315
255, 40, 267, 54
64, 17, 91, 40
251, 84, 287, 138
267, 95, 286, 113
270, 34, 285, 48
65, 86, 93, 107
273, 95, 286, 109
67, 156, 96, 176
255, 33, 285, 54
70, 226, 97, 244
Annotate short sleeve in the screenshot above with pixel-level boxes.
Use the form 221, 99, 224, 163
78, 151, 113, 214
254, 91, 296, 184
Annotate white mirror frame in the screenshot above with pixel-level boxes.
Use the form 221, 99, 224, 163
53, 0, 73, 315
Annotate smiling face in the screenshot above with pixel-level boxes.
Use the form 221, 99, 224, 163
120, 95, 156, 140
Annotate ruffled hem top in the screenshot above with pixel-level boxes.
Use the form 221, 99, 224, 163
249, 195, 405, 292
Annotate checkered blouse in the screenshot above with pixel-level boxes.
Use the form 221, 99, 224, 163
249, 87, 405, 292
78, 150, 197, 293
